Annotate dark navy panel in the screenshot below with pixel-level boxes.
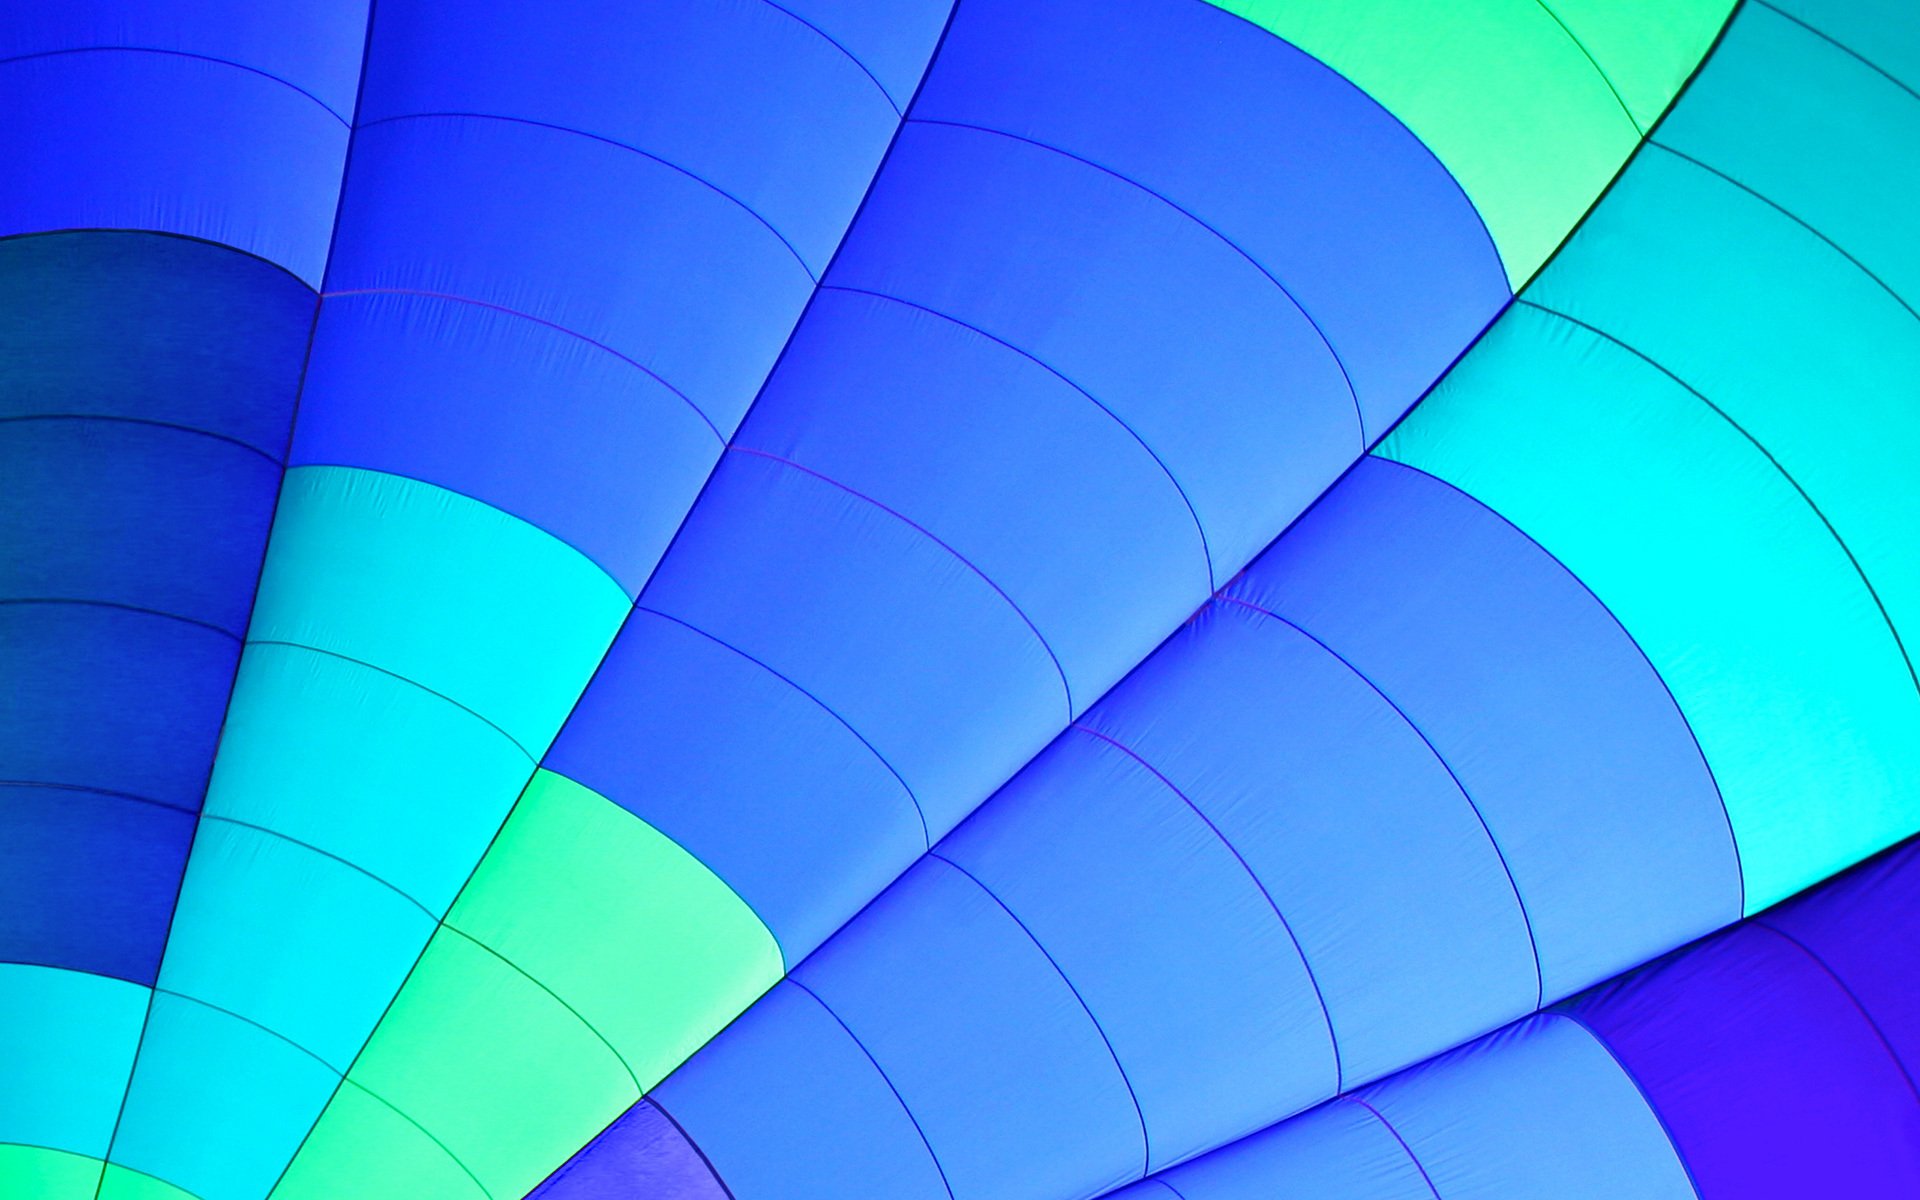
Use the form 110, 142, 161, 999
355, 0, 908, 273
776, 0, 954, 108
0, 786, 195, 983
637, 450, 1068, 838
1237, 456, 1741, 997
825, 119, 1356, 576
734, 287, 1209, 705
528, 1099, 726, 1200
792, 858, 1142, 1200
654, 981, 950, 1200
939, 731, 1335, 1170
1084, 599, 1538, 1088
543, 607, 925, 954
909, 0, 1508, 437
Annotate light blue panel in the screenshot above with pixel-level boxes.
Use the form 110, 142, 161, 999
794, 858, 1143, 1200
774, 0, 954, 106
245, 465, 630, 753
111, 992, 341, 1200
202, 642, 531, 912
638, 450, 1067, 839
939, 731, 1337, 1168
654, 981, 951, 1200
0, 964, 146, 1157
0, 53, 348, 282
155, 819, 435, 1071
1139, 1098, 1434, 1200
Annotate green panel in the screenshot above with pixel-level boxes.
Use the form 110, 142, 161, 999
0, 965, 146, 1157
97, 1163, 208, 1200
446, 769, 784, 1084
246, 465, 630, 752
203, 642, 532, 912
1541, 0, 1737, 130
271, 1084, 485, 1200
0, 1145, 104, 1200
291, 933, 637, 1199
1382, 306, 1920, 912
1206, 0, 1652, 283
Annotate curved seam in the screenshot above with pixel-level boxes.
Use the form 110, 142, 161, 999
927, 852, 1152, 1176
0, 412, 282, 464
195, 812, 436, 919
727, 446, 1075, 716
1213, 593, 1546, 1009
756, 0, 902, 115
1751, 919, 1920, 1107
345, 1077, 496, 1199
1068, 722, 1343, 1090
785, 977, 957, 1200
1644, 141, 1920, 322
820, 283, 1215, 589
0, 1142, 209, 1200
1546, 1010, 1709, 1197
0, 45, 349, 125
150, 987, 339, 1073
1751, 0, 1920, 104
1517, 298, 1920, 703
0, 779, 195, 815
1151, 1181, 1190, 1200
1373, 457, 1744, 913
245, 639, 539, 761
1531, 0, 1645, 134
440, 923, 643, 1094
351, 112, 818, 280
319, 287, 725, 443
0, 597, 239, 642
906, 117, 1367, 447
0, 226, 322, 288
643, 1096, 740, 1200
1344, 1096, 1443, 1200
633, 603, 929, 846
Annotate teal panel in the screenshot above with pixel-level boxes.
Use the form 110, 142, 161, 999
109, 993, 339, 1200
0, 964, 146, 1157
1766, 0, 1920, 93
202, 642, 532, 911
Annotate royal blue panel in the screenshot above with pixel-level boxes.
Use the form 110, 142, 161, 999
790, 858, 1143, 1200
528, 1099, 726, 1200
1111, 1099, 1434, 1200
653, 981, 950, 1200
909, 0, 1507, 440
544, 607, 924, 954
938, 731, 1335, 1169
1238, 456, 1742, 997
0, 787, 194, 984
775, 0, 955, 108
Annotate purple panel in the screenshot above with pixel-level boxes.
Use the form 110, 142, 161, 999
527, 1099, 728, 1200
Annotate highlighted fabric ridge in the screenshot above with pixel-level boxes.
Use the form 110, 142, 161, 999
275, 770, 783, 1200
1207, 0, 1735, 283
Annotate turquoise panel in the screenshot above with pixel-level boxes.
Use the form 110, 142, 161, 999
1767, 0, 1920, 93
0, 964, 146, 1157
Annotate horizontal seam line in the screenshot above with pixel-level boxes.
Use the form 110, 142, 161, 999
1751, 0, 1920, 104
345, 1076, 496, 1199
0, 412, 283, 464
0, 45, 350, 125
150, 986, 342, 1072
756, 0, 902, 115
0, 779, 196, 814
0, 597, 240, 641
194, 811, 438, 918
1752, 919, 1920, 1106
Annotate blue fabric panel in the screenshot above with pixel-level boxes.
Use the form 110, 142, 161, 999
653, 981, 950, 1200
789, 857, 1142, 1200
909, 0, 1507, 441
774, 0, 954, 108
543, 607, 924, 955
0, 231, 314, 453
289, 292, 719, 593
732, 286, 1210, 707
355, 0, 909, 275
1113, 1099, 1436, 1200
823, 119, 1357, 577
636, 450, 1068, 838
938, 732, 1336, 1169
0, 0, 369, 117
528, 1099, 726, 1200
1237, 456, 1741, 997
0, 52, 349, 283
323, 112, 813, 439
0, 606, 236, 810
1082, 599, 1538, 1088
0, 787, 194, 984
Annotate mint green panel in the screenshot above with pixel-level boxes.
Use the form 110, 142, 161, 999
0, 965, 145, 1158
245, 465, 630, 753
109, 993, 339, 1200
202, 642, 531, 912
95, 1163, 209, 1200
153, 820, 433, 1069
0, 1145, 106, 1200
1383, 305, 1920, 913
271, 1083, 486, 1200
1541, 0, 1737, 131
1653, 5, 1920, 310
1766, 0, 1920, 92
